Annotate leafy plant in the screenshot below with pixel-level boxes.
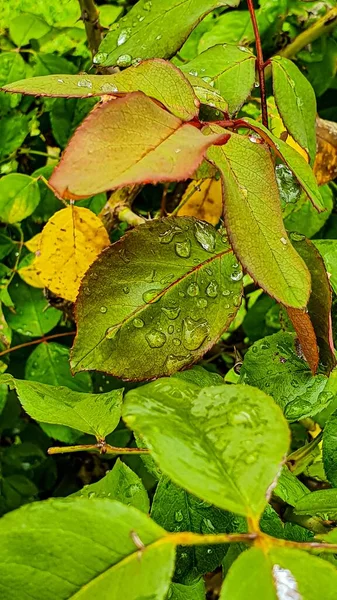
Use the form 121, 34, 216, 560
1, 0, 337, 598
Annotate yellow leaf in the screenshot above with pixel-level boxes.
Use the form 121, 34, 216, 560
314, 117, 337, 186
36, 206, 110, 302
268, 97, 309, 163
177, 178, 223, 225
18, 255, 44, 288
25, 233, 42, 253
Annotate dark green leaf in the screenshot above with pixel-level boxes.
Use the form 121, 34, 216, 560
0, 112, 29, 160
0, 52, 26, 112
0, 498, 175, 599
273, 466, 309, 507
71, 217, 243, 380
239, 332, 331, 421
313, 240, 337, 295
95, 0, 239, 68
168, 580, 206, 600
294, 489, 337, 520
123, 378, 289, 518
0, 373, 123, 440
323, 409, 337, 487
73, 458, 149, 513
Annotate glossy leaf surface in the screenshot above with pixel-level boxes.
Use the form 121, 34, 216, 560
0, 373, 123, 440
95, 0, 240, 68
123, 378, 289, 518
4, 59, 198, 121
181, 44, 256, 115
271, 56, 317, 161
207, 132, 310, 308
50, 93, 229, 199
0, 498, 175, 600
35, 206, 110, 302
71, 217, 243, 380
240, 332, 331, 421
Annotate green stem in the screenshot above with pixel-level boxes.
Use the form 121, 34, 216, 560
48, 443, 149, 455
78, 0, 102, 58
279, 6, 337, 59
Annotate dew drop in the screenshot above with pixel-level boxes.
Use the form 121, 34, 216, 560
117, 28, 131, 46
194, 221, 216, 253
93, 52, 108, 65
100, 82, 118, 93
168, 325, 174, 334
280, 237, 288, 245
143, 0, 152, 10
182, 316, 210, 350
173, 338, 181, 346
77, 79, 92, 89
159, 225, 183, 244
206, 281, 218, 298
187, 282, 200, 297
133, 317, 144, 328
116, 54, 132, 67
175, 510, 184, 522
123, 286, 130, 294
165, 353, 192, 371
145, 329, 166, 348
161, 305, 180, 320
175, 239, 191, 258
106, 326, 116, 339
57, 78, 64, 83
230, 270, 243, 282
142, 289, 160, 303
197, 298, 208, 308
100, 306, 107, 313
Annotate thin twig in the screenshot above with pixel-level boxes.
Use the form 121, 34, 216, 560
0, 332, 75, 358
78, 0, 102, 58
48, 443, 149, 455
247, 0, 268, 128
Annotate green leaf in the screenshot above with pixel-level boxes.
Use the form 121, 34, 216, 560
243, 118, 324, 212
123, 378, 289, 518
239, 332, 331, 421
173, 365, 223, 387
95, 0, 239, 68
323, 410, 337, 487
151, 476, 242, 581
50, 97, 97, 150
0, 112, 29, 160
284, 184, 333, 239
0, 234, 15, 261
220, 545, 337, 600
25, 342, 92, 393
0, 498, 175, 599
0, 373, 123, 440
4, 59, 198, 121
0, 174, 40, 224
71, 217, 243, 380
207, 132, 310, 308
313, 240, 337, 295
273, 466, 309, 507
4, 277, 61, 337
168, 580, 206, 600
0, 52, 26, 112
9, 13, 51, 46
32, 53, 77, 77
181, 44, 256, 115
185, 73, 229, 113
271, 56, 317, 161
197, 11, 253, 51
294, 489, 337, 519
73, 458, 149, 512
49, 94, 229, 199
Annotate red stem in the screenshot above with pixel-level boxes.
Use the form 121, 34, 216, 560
246, 0, 268, 128
0, 331, 75, 358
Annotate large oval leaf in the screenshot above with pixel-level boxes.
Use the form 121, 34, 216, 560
0, 498, 175, 600
123, 378, 289, 518
207, 132, 311, 308
3, 59, 198, 121
71, 217, 243, 380
95, 0, 240, 68
49, 93, 229, 199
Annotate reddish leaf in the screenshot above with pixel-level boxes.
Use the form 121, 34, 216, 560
49, 92, 229, 199
288, 234, 336, 375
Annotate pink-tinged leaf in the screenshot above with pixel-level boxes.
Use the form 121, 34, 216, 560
207, 131, 311, 309
49, 93, 229, 199
288, 234, 336, 375
2, 59, 199, 121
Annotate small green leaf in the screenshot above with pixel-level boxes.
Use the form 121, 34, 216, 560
71, 217, 243, 380
4, 277, 61, 337
220, 545, 337, 600
123, 378, 289, 518
323, 410, 337, 487
273, 466, 310, 507
184, 73, 229, 113
151, 476, 242, 581
207, 132, 311, 308
73, 459, 149, 513
95, 0, 239, 68
181, 44, 256, 115
168, 579, 206, 600
295, 489, 337, 519
0, 174, 40, 224
9, 13, 51, 47
0, 498, 175, 600
284, 184, 333, 239
0, 52, 26, 112
50, 97, 97, 150
313, 240, 337, 295
25, 342, 92, 393
243, 118, 324, 212
0, 373, 123, 440
240, 332, 331, 421
4, 59, 198, 121
271, 56, 317, 161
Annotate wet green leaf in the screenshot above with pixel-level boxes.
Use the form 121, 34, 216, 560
0, 174, 40, 224
73, 458, 149, 513
151, 476, 242, 582
207, 132, 311, 308
95, 0, 240, 68
181, 44, 255, 115
273, 466, 309, 507
25, 342, 92, 392
71, 217, 243, 380
294, 489, 337, 519
323, 410, 337, 487
220, 545, 337, 600
123, 378, 289, 518
284, 185, 333, 239
0, 498, 175, 599
5, 59, 198, 121
4, 277, 61, 337
271, 56, 317, 161
239, 332, 331, 421
168, 579, 206, 600
0, 373, 123, 440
